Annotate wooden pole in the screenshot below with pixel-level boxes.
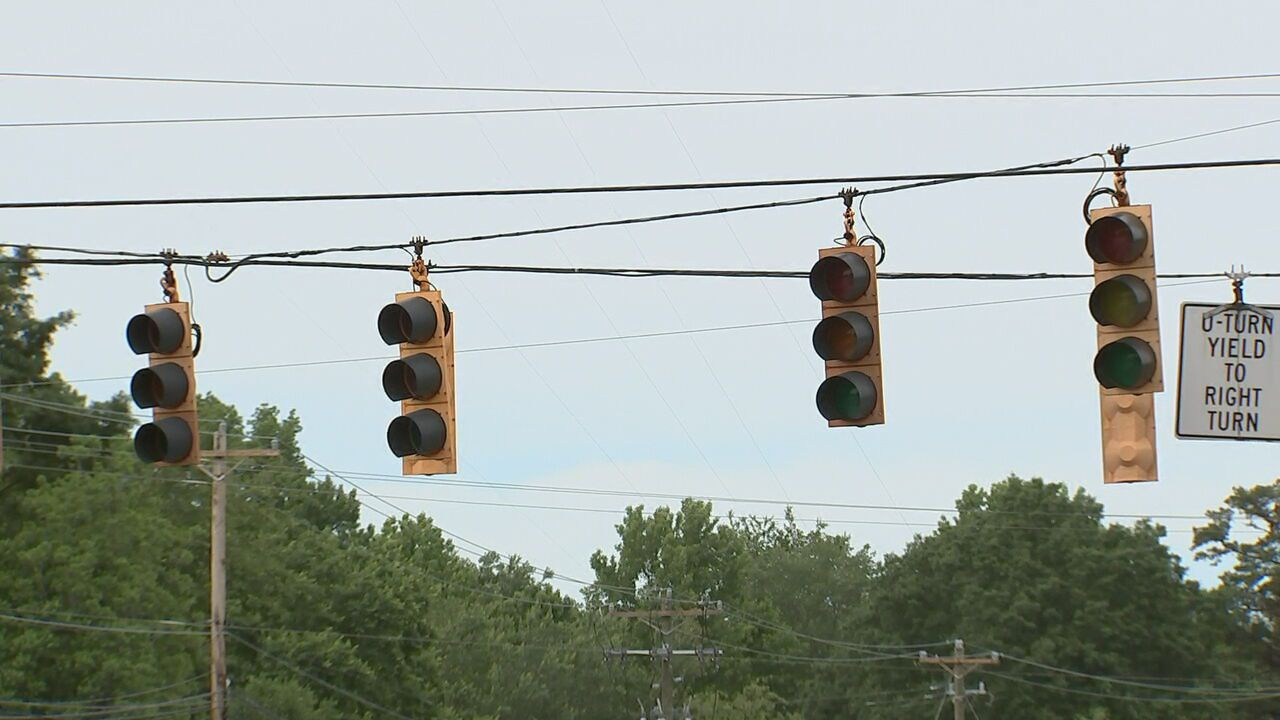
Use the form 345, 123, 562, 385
209, 423, 227, 720
198, 421, 280, 720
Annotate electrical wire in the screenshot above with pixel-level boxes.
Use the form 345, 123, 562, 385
228, 634, 416, 720
10, 91, 1280, 130
999, 653, 1280, 696
7, 69, 1280, 97
4, 156, 1279, 209
987, 671, 1280, 704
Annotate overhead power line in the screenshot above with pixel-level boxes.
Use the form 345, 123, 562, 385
9, 92, 1280, 130
6, 156, 1280, 209
5, 69, 1280, 97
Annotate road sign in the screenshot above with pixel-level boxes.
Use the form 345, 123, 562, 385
1176, 302, 1280, 441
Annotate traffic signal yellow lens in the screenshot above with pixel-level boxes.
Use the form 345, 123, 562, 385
1085, 212, 1148, 265
130, 362, 190, 409
1089, 274, 1152, 328
1094, 337, 1157, 389
816, 371, 878, 421
812, 312, 874, 361
809, 253, 871, 302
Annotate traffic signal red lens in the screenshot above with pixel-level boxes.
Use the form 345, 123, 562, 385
816, 371, 877, 421
382, 354, 443, 401
387, 409, 447, 457
130, 362, 190, 409
1094, 337, 1157, 389
1085, 212, 1148, 265
126, 308, 185, 355
809, 253, 871, 302
1089, 274, 1152, 328
134, 417, 194, 464
378, 297, 438, 345
813, 312, 874, 362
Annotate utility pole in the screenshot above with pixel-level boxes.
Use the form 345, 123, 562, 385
918, 640, 999, 720
606, 589, 722, 720
197, 421, 279, 720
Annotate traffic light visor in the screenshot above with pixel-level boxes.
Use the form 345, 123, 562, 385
809, 252, 871, 302
378, 297, 438, 345
816, 371, 878, 422
130, 362, 190, 409
126, 308, 185, 355
813, 312, 874, 362
387, 409, 447, 457
1094, 337, 1157, 389
134, 416, 193, 463
1086, 212, 1148, 264
382, 353, 442, 401
1089, 274, 1152, 328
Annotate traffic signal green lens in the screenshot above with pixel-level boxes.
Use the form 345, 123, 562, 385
1089, 274, 1152, 328
809, 253, 870, 302
1085, 212, 1148, 265
1094, 337, 1157, 389
815, 371, 878, 421
813, 312, 874, 361
134, 417, 193, 464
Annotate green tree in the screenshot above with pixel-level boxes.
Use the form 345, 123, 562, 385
862, 475, 1264, 720
0, 248, 132, 509
1193, 479, 1280, 668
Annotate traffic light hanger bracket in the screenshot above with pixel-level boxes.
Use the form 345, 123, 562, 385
837, 187, 887, 266
409, 235, 434, 290
839, 187, 857, 246
1108, 143, 1131, 207
159, 248, 181, 302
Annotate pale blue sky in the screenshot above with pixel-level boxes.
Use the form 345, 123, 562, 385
3, 1, 1279, 589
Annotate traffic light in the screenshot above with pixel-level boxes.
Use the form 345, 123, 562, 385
1087, 205, 1163, 395
809, 245, 884, 426
127, 302, 199, 465
378, 289, 457, 475
1099, 391, 1158, 483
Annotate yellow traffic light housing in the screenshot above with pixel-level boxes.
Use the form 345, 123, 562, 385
379, 287, 457, 475
127, 301, 199, 465
1087, 204, 1163, 395
810, 244, 884, 427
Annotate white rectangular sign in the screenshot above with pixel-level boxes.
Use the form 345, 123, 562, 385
1176, 302, 1280, 441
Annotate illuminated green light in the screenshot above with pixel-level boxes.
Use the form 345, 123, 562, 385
816, 371, 877, 421
1089, 274, 1152, 328
1094, 337, 1157, 389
